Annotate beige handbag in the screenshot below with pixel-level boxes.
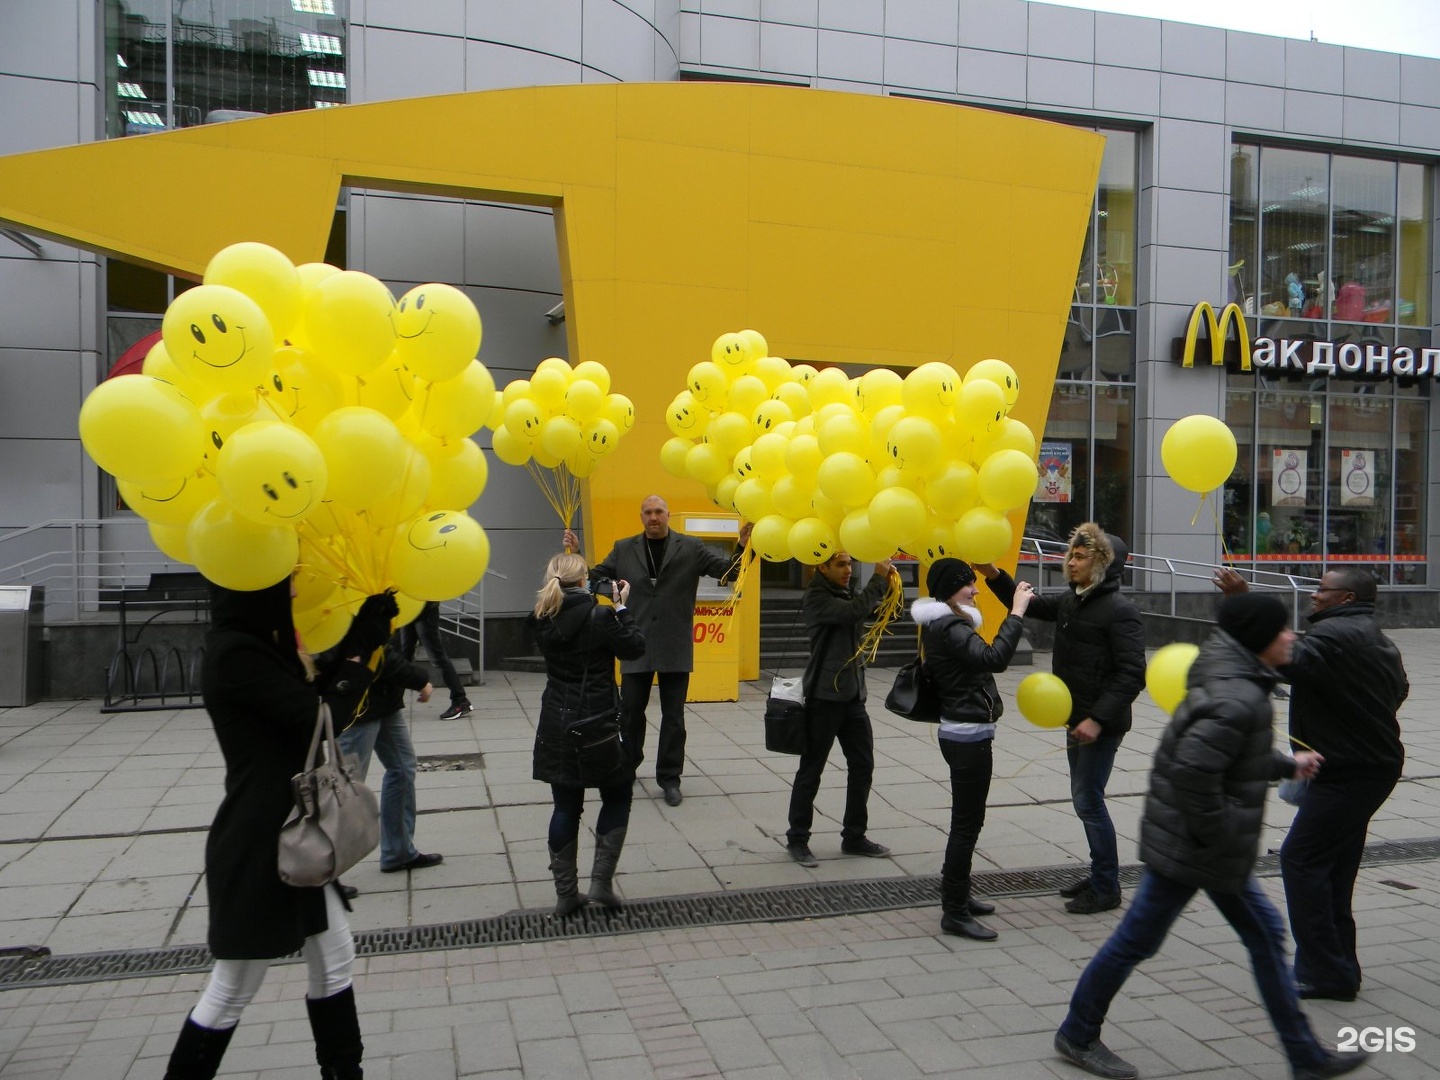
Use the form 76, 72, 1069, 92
277, 702, 380, 887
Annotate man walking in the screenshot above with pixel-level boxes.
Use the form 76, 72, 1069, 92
785, 550, 894, 867
985, 523, 1145, 914
565, 496, 749, 806
400, 600, 472, 721
1215, 565, 1407, 1001
1053, 594, 1363, 1080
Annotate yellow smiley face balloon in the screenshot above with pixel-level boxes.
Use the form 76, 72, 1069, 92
393, 283, 483, 384
161, 284, 276, 394
389, 510, 490, 601
217, 421, 328, 525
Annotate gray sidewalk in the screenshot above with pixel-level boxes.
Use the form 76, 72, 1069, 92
2, 630, 1439, 1078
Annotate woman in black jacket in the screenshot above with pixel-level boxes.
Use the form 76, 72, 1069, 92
528, 552, 646, 914
163, 580, 398, 1080
910, 558, 1033, 941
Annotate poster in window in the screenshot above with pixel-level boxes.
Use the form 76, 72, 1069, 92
1340, 449, 1374, 507
1035, 442, 1071, 504
1271, 448, 1307, 507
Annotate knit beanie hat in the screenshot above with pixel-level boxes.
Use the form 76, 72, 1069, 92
1217, 593, 1289, 654
926, 558, 976, 602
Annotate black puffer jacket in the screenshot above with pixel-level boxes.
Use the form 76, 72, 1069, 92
1280, 602, 1407, 781
910, 596, 1026, 732
528, 589, 646, 786
1021, 539, 1146, 736
801, 567, 891, 703
1138, 630, 1295, 894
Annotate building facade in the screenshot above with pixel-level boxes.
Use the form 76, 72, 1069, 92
2, 0, 1438, 673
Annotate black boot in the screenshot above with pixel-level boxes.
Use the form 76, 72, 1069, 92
588, 826, 628, 908
548, 840, 587, 916
939, 878, 997, 941
306, 984, 364, 1079
163, 1013, 235, 1079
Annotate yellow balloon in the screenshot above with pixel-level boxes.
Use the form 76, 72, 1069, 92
600, 393, 635, 433
296, 262, 341, 303
784, 432, 823, 479
685, 442, 730, 485
687, 360, 729, 408
392, 590, 426, 629
563, 379, 604, 423
772, 381, 811, 419
393, 283, 482, 383
293, 547, 339, 610
666, 390, 707, 437
344, 352, 415, 421
787, 516, 840, 564
752, 398, 793, 437
571, 360, 611, 394
704, 411, 750, 457
751, 513, 795, 562
952, 505, 1013, 563
311, 406, 407, 510
423, 437, 487, 509
978, 448, 1039, 511
738, 328, 769, 363
162, 284, 277, 395
816, 451, 876, 508
416, 360, 497, 439
270, 346, 344, 431
901, 361, 959, 419
187, 499, 300, 591
753, 354, 794, 391
711, 331, 751, 371
876, 464, 924, 493
204, 241, 302, 342
732, 445, 755, 481
955, 377, 1007, 434
868, 486, 928, 547
148, 521, 193, 563
903, 518, 958, 564
806, 366, 852, 409
300, 271, 397, 376
1016, 672, 1073, 728
540, 415, 583, 459
565, 445, 599, 478
727, 374, 769, 418
529, 367, 569, 410
502, 397, 546, 442
923, 462, 980, 518
711, 473, 741, 512
294, 591, 358, 653
367, 446, 432, 524
733, 478, 775, 522
579, 417, 620, 459
885, 415, 943, 473
857, 368, 904, 418
660, 435, 694, 478
750, 432, 789, 481
1146, 642, 1200, 715
771, 474, 815, 520
217, 421, 328, 526
838, 509, 896, 562
79, 375, 207, 483
120, 470, 218, 526
978, 416, 1038, 460
490, 425, 533, 466
1161, 415, 1238, 493
963, 357, 1021, 408
817, 411, 868, 457
501, 378, 532, 406
389, 510, 490, 600
141, 339, 203, 402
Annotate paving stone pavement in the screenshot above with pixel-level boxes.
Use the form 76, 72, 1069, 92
2, 629, 1438, 1078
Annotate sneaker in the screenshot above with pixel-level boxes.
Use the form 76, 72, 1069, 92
1059, 877, 1090, 899
1053, 1030, 1138, 1080
787, 843, 819, 867
840, 837, 891, 858
1066, 887, 1122, 914
438, 702, 471, 721
1293, 1050, 1370, 1080
381, 852, 444, 873
661, 783, 683, 806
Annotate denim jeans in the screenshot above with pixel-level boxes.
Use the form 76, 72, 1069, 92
1059, 869, 1326, 1069
938, 738, 992, 895
620, 671, 690, 785
1067, 732, 1122, 896
1281, 770, 1399, 993
786, 698, 874, 846
337, 708, 419, 870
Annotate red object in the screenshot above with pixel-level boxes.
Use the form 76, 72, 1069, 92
105, 329, 162, 380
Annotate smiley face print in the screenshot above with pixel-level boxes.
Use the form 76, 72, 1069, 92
162, 284, 276, 394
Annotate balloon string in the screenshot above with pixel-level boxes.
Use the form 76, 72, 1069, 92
1189, 490, 1208, 527
992, 741, 1069, 780
848, 569, 903, 668
1212, 492, 1234, 563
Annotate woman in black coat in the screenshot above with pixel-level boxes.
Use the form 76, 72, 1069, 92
163, 579, 397, 1080
909, 558, 1033, 942
528, 552, 645, 915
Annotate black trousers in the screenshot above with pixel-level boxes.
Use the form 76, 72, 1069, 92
399, 601, 468, 706
786, 698, 875, 845
939, 738, 993, 900
620, 671, 689, 786
1280, 769, 1399, 993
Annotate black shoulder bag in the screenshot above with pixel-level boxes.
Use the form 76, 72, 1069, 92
884, 628, 942, 724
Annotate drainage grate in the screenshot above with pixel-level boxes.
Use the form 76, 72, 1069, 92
3, 836, 1436, 990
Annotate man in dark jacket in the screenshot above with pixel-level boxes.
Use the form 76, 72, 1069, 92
567, 496, 750, 806
784, 550, 894, 867
1215, 565, 1408, 1001
335, 634, 443, 876
986, 523, 1145, 914
1054, 595, 1363, 1080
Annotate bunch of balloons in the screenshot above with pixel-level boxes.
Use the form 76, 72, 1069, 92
77, 241, 495, 650
660, 330, 1039, 568
485, 358, 635, 528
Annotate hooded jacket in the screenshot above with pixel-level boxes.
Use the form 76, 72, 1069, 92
528, 589, 646, 786
910, 594, 1026, 741
801, 566, 891, 703
1020, 525, 1146, 737
202, 580, 377, 959
1138, 629, 1295, 894
1279, 601, 1407, 781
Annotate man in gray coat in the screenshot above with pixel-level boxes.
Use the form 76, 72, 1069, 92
566, 495, 750, 805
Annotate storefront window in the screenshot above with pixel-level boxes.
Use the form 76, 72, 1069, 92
1258, 147, 1330, 321
1398, 162, 1431, 326
1330, 157, 1396, 325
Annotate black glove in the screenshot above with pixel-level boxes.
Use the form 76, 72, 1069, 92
340, 590, 400, 657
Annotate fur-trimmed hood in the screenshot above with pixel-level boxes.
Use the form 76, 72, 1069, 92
1068, 523, 1128, 589
910, 596, 955, 626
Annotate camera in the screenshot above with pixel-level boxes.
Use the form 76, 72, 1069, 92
587, 576, 615, 598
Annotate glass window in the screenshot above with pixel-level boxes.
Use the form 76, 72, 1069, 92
1224, 388, 1256, 557
1327, 393, 1391, 565
1330, 157, 1396, 325
1093, 385, 1133, 541
1229, 147, 1258, 313
1256, 390, 1324, 574
1095, 135, 1136, 306
1398, 162, 1431, 326
1394, 399, 1427, 584
1258, 148, 1330, 321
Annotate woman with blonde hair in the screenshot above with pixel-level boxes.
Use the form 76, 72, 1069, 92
528, 552, 645, 914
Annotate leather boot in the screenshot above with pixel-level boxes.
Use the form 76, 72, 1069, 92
548, 840, 587, 916
587, 826, 628, 908
939, 877, 997, 941
306, 984, 364, 1079
163, 1013, 235, 1079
